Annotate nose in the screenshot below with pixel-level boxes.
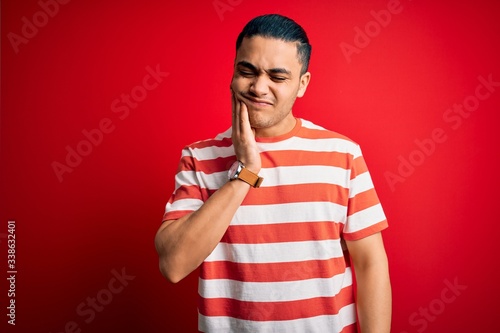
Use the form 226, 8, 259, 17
249, 75, 269, 96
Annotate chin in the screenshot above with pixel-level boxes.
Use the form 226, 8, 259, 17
248, 114, 273, 129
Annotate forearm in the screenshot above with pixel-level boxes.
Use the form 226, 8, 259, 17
155, 179, 251, 283
355, 260, 392, 332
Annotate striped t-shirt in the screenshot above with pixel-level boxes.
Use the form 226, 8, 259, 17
163, 118, 388, 333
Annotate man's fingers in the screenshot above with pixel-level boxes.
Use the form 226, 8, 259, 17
232, 92, 254, 142
232, 92, 240, 137
239, 101, 253, 137
239, 101, 249, 129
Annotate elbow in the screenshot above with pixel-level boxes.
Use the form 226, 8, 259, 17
155, 225, 183, 283
158, 257, 186, 284
155, 222, 194, 284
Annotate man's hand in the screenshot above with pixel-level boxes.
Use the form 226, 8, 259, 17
231, 90, 261, 174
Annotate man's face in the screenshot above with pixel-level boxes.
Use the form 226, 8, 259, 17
231, 36, 310, 137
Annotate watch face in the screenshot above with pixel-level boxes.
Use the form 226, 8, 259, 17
228, 161, 241, 180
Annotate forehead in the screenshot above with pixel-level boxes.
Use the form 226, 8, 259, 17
235, 36, 301, 72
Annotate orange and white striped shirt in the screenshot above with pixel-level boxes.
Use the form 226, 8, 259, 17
163, 118, 388, 333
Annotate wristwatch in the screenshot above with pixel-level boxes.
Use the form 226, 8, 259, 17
228, 161, 264, 188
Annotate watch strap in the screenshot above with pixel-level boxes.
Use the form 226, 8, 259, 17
238, 167, 264, 188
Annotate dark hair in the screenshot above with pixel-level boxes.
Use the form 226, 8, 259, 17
236, 14, 312, 75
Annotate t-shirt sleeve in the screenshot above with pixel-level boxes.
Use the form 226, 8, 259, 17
343, 144, 388, 241
162, 147, 204, 222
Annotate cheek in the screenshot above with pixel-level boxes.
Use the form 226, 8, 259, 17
275, 88, 293, 105
282, 84, 301, 101
231, 77, 246, 92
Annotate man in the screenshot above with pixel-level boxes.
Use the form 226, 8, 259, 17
155, 14, 391, 332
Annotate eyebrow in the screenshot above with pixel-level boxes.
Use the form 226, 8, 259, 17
236, 61, 292, 76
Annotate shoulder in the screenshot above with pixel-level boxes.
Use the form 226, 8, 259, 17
298, 118, 362, 156
182, 127, 234, 159
299, 118, 357, 143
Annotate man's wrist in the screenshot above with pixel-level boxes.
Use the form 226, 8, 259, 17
228, 161, 263, 188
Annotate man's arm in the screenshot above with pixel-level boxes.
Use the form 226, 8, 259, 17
346, 232, 392, 333
155, 179, 251, 283
155, 94, 260, 283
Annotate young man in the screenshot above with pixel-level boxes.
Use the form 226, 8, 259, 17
155, 14, 391, 332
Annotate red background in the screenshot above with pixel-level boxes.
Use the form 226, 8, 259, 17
1, 0, 500, 332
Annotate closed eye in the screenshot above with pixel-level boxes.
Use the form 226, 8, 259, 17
238, 70, 255, 77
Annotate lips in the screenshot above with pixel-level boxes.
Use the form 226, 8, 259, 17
242, 95, 273, 107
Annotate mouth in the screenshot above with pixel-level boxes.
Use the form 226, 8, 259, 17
241, 95, 273, 108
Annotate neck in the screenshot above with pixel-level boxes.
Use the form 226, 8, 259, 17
254, 113, 297, 138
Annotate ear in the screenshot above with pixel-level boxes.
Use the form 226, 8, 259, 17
297, 72, 311, 98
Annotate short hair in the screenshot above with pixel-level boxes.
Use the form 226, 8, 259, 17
236, 14, 312, 75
